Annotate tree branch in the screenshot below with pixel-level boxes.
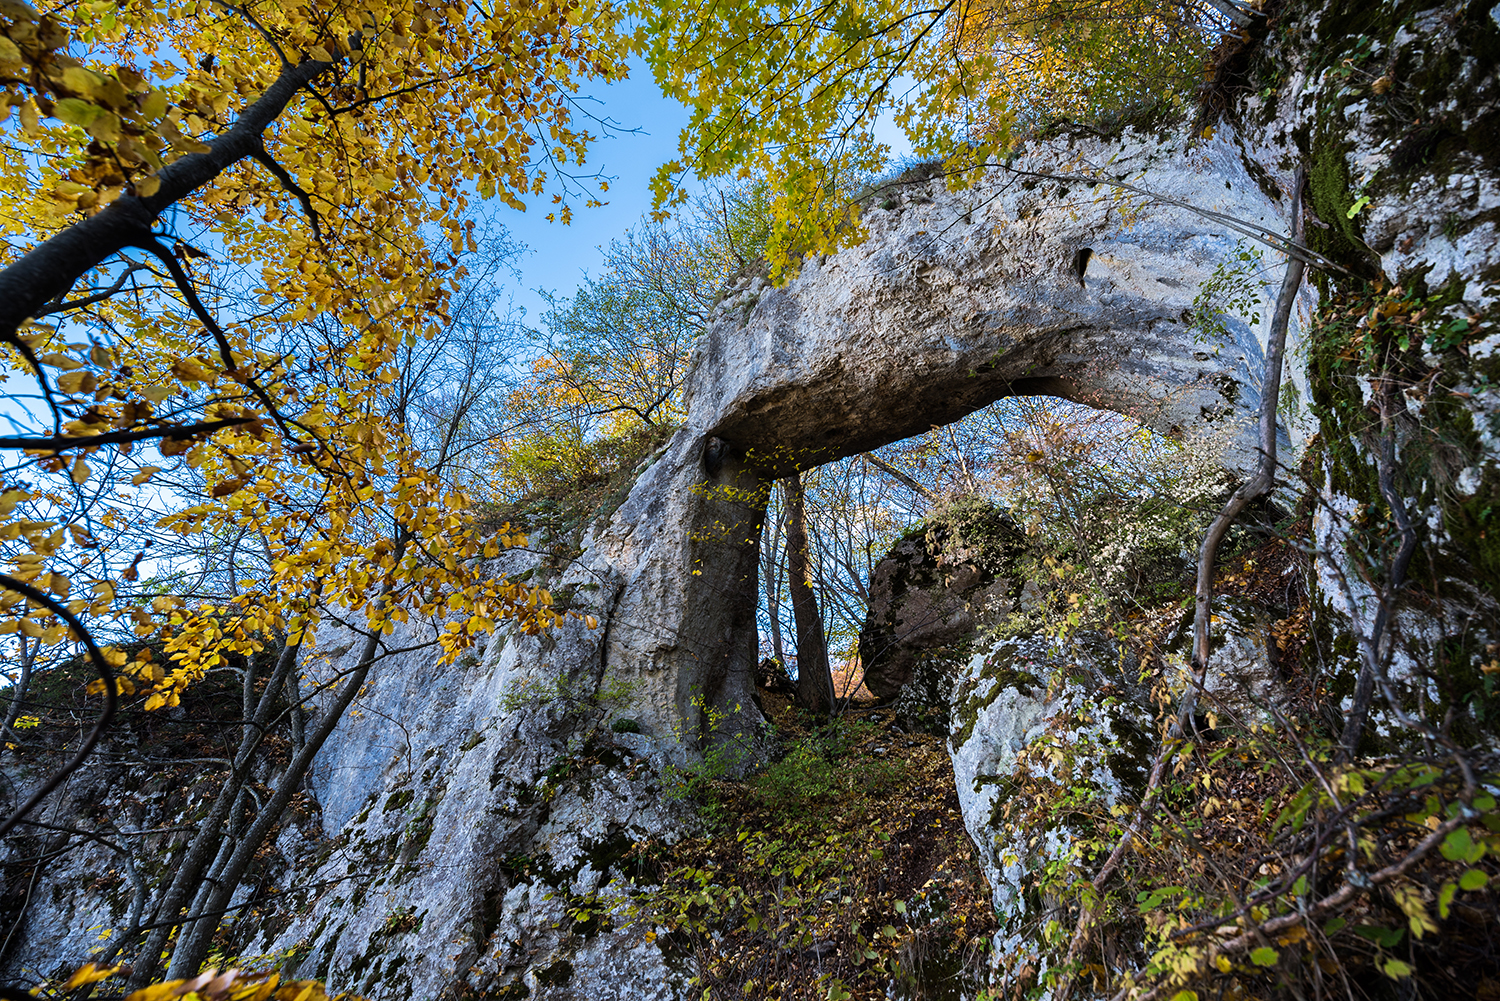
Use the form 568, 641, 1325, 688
862, 452, 936, 501
0, 417, 253, 453
0, 57, 332, 339
0, 574, 118, 841
250, 141, 323, 241
34, 262, 151, 315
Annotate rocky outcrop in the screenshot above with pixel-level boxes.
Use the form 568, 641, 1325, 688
858, 502, 1024, 704
948, 632, 1152, 982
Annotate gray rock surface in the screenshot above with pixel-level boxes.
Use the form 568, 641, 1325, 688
858, 509, 1023, 702
948, 633, 1151, 985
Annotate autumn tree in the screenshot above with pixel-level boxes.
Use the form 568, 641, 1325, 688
0, 0, 635, 983
635, 0, 1248, 275
490, 187, 766, 499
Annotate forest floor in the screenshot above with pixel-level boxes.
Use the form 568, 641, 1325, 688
625, 687, 997, 1000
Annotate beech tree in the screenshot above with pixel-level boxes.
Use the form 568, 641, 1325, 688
0, 0, 624, 759
637, 0, 1249, 275
0, 0, 631, 982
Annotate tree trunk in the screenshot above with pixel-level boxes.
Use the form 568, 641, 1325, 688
764, 496, 788, 671
163, 598, 390, 979
126, 636, 303, 989
2, 633, 34, 751
782, 473, 834, 715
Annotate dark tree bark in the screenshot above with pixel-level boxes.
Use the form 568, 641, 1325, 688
782, 473, 834, 715
0, 58, 329, 339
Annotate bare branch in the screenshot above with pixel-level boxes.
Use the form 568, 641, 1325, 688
0, 573, 118, 841
34, 262, 151, 315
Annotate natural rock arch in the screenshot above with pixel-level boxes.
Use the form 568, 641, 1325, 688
537, 130, 1312, 750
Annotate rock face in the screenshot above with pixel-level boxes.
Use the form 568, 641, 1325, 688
6, 0, 1500, 994
859, 503, 1024, 702
858, 501, 1026, 737
948, 632, 1152, 981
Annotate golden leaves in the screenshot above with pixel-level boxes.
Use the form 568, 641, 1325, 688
63, 963, 121, 989
57, 963, 365, 1001
3, 0, 617, 721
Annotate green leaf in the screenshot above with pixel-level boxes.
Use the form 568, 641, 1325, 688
1354, 925, 1405, 948
1439, 881, 1458, 919
1169, 992, 1199, 1001
1383, 958, 1413, 979
1346, 194, 1371, 219
1250, 946, 1278, 967
1441, 828, 1477, 862
1323, 917, 1347, 935
1460, 869, 1490, 891
52, 97, 105, 128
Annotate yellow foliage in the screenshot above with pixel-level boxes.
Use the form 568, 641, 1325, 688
2, 0, 617, 706
61, 964, 364, 1001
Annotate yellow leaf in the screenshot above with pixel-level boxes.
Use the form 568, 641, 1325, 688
53, 97, 105, 128
64, 962, 123, 989
171, 358, 214, 382
132, 466, 162, 485
71, 457, 91, 484
139, 89, 167, 119
39, 352, 84, 371
135, 174, 162, 198
57, 370, 98, 394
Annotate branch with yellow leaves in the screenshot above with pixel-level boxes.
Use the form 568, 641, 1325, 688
0, 56, 332, 338
0, 417, 253, 453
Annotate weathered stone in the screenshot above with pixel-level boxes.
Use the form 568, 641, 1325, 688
948, 633, 1151, 983
859, 508, 1023, 701
7, 0, 1500, 993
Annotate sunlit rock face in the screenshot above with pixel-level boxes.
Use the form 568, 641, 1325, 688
616, 123, 1311, 743
690, 133, 1304, 478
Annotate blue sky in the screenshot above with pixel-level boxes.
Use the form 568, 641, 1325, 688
496, 62, 692, 325
497, 63, 915, 327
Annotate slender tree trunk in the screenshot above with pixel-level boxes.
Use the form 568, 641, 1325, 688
765, 495, 788, 671
164, 602, 389, 978
126, 635, 303, 990
1178, 168, 1306, 736
2, 633, 34, 751
783, 473, 834, 715
1337, 379, 1419, 758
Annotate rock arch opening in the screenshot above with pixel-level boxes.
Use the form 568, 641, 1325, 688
592, 155, 1299, 747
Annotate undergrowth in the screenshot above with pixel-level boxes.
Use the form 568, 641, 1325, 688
627, 691, 996, 1000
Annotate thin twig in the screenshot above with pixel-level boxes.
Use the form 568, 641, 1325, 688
0, 574, 118, 841
34, 262, 150, 315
